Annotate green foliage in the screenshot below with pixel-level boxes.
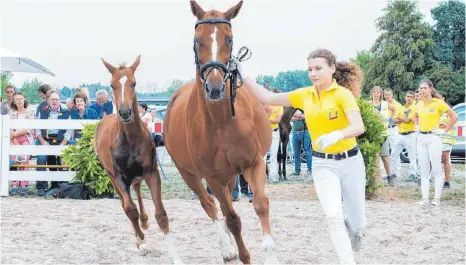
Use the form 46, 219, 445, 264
61, 123, 114, 195
256, 70, 312, 92
417, 62, 465, 106
19, 78, 42, 104
365, 0, 435, 100
351, 50, 375, 74
1, 71, 13, 100
431, 0, 465, 71
356, 98, 386, 197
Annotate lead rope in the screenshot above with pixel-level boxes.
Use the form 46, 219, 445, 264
229, 46, 252, 119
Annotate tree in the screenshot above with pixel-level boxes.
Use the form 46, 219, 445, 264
1, 71, 13, 100
431, 0, 465, 71
256, 70, 312, 92
365, 0, 434, 100
20, 78, 42, 104
350, 50, 375, 74
417, 62, 465, 106
166, 79, 186, 94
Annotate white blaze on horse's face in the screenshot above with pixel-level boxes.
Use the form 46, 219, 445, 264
120, 75, 127, 104
211, 25, 218, 75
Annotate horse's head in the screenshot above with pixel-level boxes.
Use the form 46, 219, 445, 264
101, 56, 141, 123
191, 0, 243, 101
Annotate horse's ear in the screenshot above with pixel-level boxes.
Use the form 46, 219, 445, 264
224, 0, 243, 20
190, 1, 205, 20
130, 55, 141, 73
101, 58, 116, 74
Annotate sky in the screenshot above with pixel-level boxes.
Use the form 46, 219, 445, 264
0, 0, 441, 93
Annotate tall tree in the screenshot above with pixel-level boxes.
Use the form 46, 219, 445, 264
1, 71, 13, 100
365, 0, 434, 100
20, 78, 42, 104
431, 0, 465, 71
256, 70, 312, 92
350, 50, 375, 74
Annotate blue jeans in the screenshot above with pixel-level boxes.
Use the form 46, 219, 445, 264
292, 130, 312, 173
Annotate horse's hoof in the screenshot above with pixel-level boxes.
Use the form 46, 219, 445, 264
137, 243, 149, 256
264, 253, 280, 265
141, 221, 150, 230
223, 253, 239, 264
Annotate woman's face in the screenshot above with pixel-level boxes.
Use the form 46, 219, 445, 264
372, 89, 381, 100
75, 98, 86, 111
13, 94, 25, 109
307, 57, 335, 87
150, 109, 156, 117
418, 82, 432, 98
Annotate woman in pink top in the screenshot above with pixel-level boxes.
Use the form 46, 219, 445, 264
9, 92, 36, 195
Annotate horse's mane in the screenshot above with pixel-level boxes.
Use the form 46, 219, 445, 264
118, 63, 127, 69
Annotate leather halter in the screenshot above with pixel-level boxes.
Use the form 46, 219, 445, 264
193, 18, 251, 119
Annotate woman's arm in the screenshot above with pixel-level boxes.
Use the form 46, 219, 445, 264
341, 110, 365, 139
243, 77, 293, 106
443, 108, 458, 133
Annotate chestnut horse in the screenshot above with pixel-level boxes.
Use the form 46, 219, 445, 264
163, 1, 278, 264
277, 107, 297, 180
94, 56, 181, 263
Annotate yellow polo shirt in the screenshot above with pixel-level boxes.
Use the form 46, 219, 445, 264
396, 103, 416, 133
287, 79, 359, 153
269, 105, 283, 130
417, 98, 449, 132
389, 99, 402, 110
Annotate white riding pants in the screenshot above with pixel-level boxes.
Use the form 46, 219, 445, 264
390, 133, 417, 176
313, 151, 366, 265
268, 129, 280, 181
417, 133, 444, 200
388, 126, 401, 175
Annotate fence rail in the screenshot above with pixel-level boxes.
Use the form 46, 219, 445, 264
0, 115, 98, 196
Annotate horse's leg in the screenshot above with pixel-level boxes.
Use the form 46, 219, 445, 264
132, 180, 149, 230
110, 175, 147, 255
282, 136, 289, 181
144, 168, 183, 264
277, 140, 282, 181
176, 167, 237, 263
206, 178, 250, 264
243, 156, 279, 264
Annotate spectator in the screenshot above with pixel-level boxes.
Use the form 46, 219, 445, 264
438, 92, 457, 189
1, 85, 16, 115
150, 108, 161, 122
266, 88, 283, 182
384, 88, 402, 180
90, 90, 113, 119
36, 84, 52, 117
9, 92, 36, 195
70, 93, 98, 144
290, 110, 313, 177
35, 90, 71, 196
65, 98, 75, 110
140, 103, 152, 123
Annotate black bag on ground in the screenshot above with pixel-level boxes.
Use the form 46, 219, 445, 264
45, 183, 90, 200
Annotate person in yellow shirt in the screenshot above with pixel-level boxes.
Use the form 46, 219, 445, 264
438, 92, 457, 189
231, 48, 365, 265
390, 91, 418, 182
370, 86, 397, 185
265, 89, 283, 182
383, 88, 402, 177
414, 79, 457, 206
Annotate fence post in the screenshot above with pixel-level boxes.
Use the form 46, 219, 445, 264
1, 115, 10, 196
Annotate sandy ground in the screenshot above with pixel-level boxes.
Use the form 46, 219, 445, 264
1, 194, 464, 264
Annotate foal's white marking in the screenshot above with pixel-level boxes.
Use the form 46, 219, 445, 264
120, 75, 127, 104
214, 220, 237, 261
136, 235, 148, 256
262, 233, 279, 264
165, 232, 184, 264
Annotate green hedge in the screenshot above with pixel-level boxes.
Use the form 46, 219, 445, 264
356, 98, 386, 197
61, 123, 114, 195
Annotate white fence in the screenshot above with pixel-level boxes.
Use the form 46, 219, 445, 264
0, 115, 98, 196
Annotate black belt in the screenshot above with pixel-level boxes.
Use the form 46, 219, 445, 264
388, 125, 398, 128
400, 131, 414, 135
419, 131, 432, 134
272, 128, 278, 132
312, 146, 359, 160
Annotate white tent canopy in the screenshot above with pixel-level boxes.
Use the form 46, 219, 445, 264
0, 46, 55, 76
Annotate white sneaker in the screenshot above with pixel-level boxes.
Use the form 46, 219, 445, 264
430, 199, 441, 206
416, 200, 429, 206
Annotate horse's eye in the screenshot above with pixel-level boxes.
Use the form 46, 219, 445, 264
225, 36, 232, 45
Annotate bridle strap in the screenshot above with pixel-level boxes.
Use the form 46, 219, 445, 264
195, 19, 231, 29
